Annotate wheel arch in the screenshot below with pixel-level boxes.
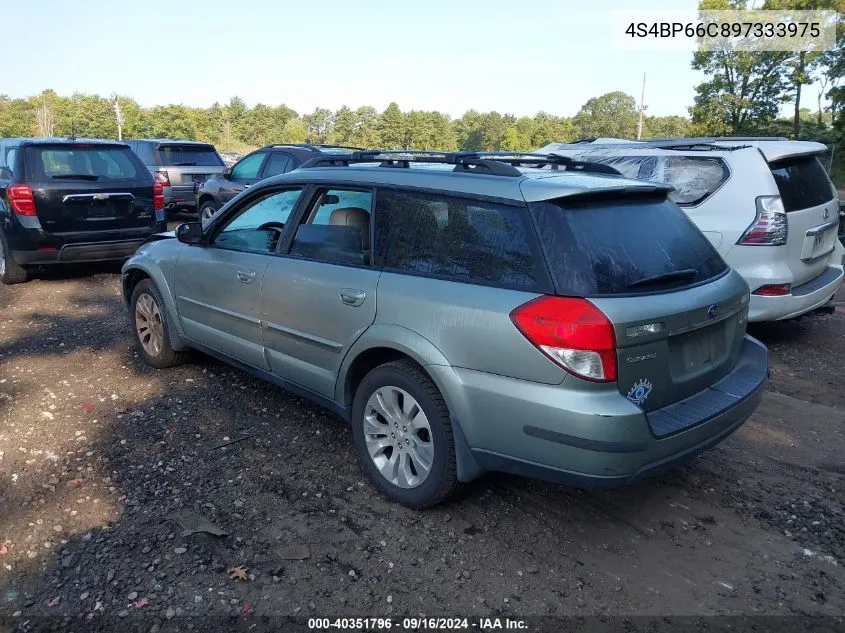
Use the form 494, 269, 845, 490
337, 324, 484, 482
122, 262, 189, 352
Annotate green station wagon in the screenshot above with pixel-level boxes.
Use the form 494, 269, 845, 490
121, 151, 768, 507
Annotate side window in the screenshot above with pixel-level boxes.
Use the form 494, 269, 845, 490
230, 152, 267, 180
374, 189, 541, 290
213, 188, 303, 254
289, 188, 374, 265
262, 153, 292, 178
3, 148, 16, 177
663, 157, 729, 206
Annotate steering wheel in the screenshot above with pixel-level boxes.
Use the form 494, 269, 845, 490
257, 221, 285, 233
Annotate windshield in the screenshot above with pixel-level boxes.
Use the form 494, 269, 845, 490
157, 145, 223, 167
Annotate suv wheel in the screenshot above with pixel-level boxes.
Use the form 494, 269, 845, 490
131, 279, 188, 369
351, 360, 460, 508
199, 200, 218, 221
0, 229, 28, 285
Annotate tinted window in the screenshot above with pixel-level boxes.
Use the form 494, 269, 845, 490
262, 153, 292, 178
213, 188, 302, 254
770, 156, 833, 212
375, 189, 542, 291
231, 152, 266, 180
25, 145, 142, 181
289, 189, 373, 265
530, 196, 727, 296
133, 142, 158, 165
4, 148, 18, 177
157, 144, 223, 167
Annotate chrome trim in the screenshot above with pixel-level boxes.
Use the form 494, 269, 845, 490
666, 305, 744, 337
177, 296, 260, 325
262, 320, 342, 352
62, 192, 136, 203
805, 220, 839, 237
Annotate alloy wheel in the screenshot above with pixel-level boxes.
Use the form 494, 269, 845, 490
363, 386, 434, 489
135, 292, 165, 357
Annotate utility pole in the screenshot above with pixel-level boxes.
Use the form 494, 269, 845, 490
636, 72, 647, 140
112, 96, 124, 141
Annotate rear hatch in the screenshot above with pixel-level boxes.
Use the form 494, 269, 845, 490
22, 142, 157, 233
528, 192, 749, 412
155, 143, 225, 188
762, 149, 840, 286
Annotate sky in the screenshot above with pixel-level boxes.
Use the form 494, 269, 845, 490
6, 0, 725, 119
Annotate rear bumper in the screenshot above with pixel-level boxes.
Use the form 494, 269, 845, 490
749, 265, 844, 321
163, 185, 196, 209
13, 239, 146, 264
434, 336, 768, 486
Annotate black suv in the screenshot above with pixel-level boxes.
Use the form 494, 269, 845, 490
195, 144, 359, 220
0, 138, 166, 284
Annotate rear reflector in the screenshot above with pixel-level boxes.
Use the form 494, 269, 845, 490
153, 182, 165, 210
7, 183, 36, 216
510, 296, 617, 382
738, 196, 787, 246
753, 283, 791, 296
37, 247, 57, 252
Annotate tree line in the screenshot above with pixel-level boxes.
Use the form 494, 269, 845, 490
0, 90, 691, 155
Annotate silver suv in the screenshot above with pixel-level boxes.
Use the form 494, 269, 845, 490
121, 151, 768, 508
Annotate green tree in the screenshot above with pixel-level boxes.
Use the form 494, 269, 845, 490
572, 91, 638, 139
146, 105, 197, 139
643, 115, 692, 138
377, 103, 406, 148
330, 106, 357, 145
302, 107, 334, 143
280, 118, 307, 144
0, 95, 34, 137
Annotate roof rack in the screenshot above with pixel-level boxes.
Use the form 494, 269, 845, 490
262, 143, 364, 151
299, 150, 622, 177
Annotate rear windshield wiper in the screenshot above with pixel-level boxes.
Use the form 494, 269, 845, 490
628, 269, 697, 288
52, 174, 99, 181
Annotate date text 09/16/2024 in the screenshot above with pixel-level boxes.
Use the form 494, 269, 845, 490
307, 617, 527, 630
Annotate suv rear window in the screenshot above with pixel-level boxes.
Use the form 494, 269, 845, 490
375, 189, 544, 291
25, 145, 142, 181
530, 196, 728, 296
579, 155, 729, 206
769, 156, 833, 212
157, 144, 223, 167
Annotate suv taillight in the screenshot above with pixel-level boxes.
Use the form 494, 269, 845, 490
510, 296, 617, 382
7, 183, 36, 216
738, 196, 787, 246
154, 171, 170, 187
153, 182, 165, 210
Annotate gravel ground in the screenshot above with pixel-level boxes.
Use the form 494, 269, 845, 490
0, 266, 843, 630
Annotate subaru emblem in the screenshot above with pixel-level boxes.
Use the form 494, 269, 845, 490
707, 304, 719, 319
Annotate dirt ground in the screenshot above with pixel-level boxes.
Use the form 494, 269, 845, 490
0, 265, 843, 630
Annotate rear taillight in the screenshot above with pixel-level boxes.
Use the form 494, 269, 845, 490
738, 196, 787, 246
7, 183, 36, 216
153, 182, 165, 210
753, 283, 791, 296
154, 171, 170, 187
510, 296, 617, 382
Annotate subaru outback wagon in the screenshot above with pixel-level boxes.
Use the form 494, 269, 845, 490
121, 151, 768, 507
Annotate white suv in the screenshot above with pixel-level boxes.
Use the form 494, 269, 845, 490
539, 138, 845, 322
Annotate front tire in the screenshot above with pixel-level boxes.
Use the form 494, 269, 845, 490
130, 279, 188, 369
0, 229, 28, 285
351, 360, 460, 508
199, 200, 218, 221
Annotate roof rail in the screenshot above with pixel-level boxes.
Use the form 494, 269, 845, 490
299, 150, 623, 177
262, 143, 364, 151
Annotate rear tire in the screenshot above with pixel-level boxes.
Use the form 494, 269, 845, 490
351, 360, 461, 508
130, 279, 188, 369
0, 229, 28, 285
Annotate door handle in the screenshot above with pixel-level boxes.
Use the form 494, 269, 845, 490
339, 288, 366, 306
236, 269, 256, 283
243, 184, 251, 189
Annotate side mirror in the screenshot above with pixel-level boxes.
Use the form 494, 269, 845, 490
223, 167, 232, 178
176, 222, 204, 245
0, 167, 12, 180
